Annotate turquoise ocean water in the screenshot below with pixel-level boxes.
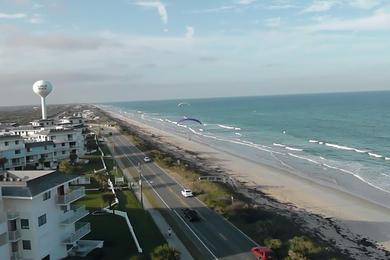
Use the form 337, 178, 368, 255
104, 91, 390, 207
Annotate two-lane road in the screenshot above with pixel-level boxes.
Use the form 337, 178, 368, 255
107, 130, 257, 259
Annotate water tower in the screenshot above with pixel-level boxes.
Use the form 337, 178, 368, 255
32, 80, 53, 120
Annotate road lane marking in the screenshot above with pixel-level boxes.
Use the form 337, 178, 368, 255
112, 134, 218, 260
121, 135, 259, 247
219, 233, 228, 241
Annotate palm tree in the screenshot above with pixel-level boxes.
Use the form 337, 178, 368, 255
69, 152, 78, 165
151, 244, 180, 260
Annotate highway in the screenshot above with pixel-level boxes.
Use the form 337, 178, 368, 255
106, 129, 258, 260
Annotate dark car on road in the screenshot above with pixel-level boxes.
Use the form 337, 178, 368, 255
181, 208, 200, 222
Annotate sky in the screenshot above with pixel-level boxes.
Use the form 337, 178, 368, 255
0, 0, 390, 105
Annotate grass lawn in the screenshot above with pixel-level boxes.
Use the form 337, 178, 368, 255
117, 190, 166, 255
99, 142, 111, 157
76, 190, 113, 209
66, 214, 141, 260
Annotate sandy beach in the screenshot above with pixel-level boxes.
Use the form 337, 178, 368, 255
105, 109, 390, 259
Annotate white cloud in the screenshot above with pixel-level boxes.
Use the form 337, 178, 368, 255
349, 0, 382, 9
306, 9, 390, 30
302, 1, 339, 13
135, 1, 168, 24
237, 0, 256, 5
0, 13, 27, 19
185, 26, 194, 39
265, 17, 281, 28
29, 14, 44, 24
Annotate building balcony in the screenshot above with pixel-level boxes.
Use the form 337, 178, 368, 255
7, 212, 20, 220
8, 229, 21, 242
10, 252, 20, 260
56, 186, 85, 205
61, 205, 89, 225
63, 222, 90, 244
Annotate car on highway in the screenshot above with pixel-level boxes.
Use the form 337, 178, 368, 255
251, 247, 275, 260
143, 156, 151, 163
181, 208, 200, 222
181, 188, 193, 197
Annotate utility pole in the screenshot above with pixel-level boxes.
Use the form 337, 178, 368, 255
138, 162, 143, 209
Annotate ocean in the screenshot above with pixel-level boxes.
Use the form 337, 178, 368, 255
103, 91, 390, 207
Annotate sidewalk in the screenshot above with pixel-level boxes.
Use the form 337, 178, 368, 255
107, 137, 193, 260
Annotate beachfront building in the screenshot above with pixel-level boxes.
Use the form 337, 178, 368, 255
0, 170, 101, 259
0, 135, 26, 171
25, 141, 56, 170
26, 128, 86, 161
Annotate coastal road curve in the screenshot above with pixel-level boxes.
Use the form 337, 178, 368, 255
106, 128, 258, 260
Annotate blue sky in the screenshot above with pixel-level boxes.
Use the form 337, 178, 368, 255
0, 0, 390, 105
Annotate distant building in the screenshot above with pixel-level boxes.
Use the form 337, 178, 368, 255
0, 114, 88, 171
0, 170, 101, 259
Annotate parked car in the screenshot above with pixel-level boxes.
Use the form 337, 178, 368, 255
181, 189, 193, 197
143, 156, 151, 163
251, 247, 275, 260
181, 208, 200, 222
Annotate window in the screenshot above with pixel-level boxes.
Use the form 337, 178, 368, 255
62, 151, 66, 155
43, 191, 51, 201
62, 143, 66, 147
51, 136, 56, 140
15, 150, 21, 155
5, 141, 8, 146
44, 146, 48, 150
21, 219, 29, 229
15, 140, 19, 145
54, 152, 57, 156
22, 240, 31, 250
38, 214, 47, 227
27, 148, 31, 152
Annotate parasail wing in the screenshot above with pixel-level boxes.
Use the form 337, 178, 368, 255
177, 118, 202, 125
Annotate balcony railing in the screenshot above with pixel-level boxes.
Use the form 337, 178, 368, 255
8, 229, 21, 242
7, 212, 20, 220
63, 222, 90, 244
56, 187, 85, 205
0, 204, 5, 224
61, 205, 89, 225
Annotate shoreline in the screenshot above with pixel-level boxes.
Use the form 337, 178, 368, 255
101, 107, 390, 257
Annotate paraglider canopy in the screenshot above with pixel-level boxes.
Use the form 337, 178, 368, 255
177, 117, 202, 125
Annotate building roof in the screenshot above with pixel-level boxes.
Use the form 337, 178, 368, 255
1, 170, 79, 198
25, 141, 54, 148
0, 134, 24, 141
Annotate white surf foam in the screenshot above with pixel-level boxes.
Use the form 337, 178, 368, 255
288, 153, 320, 165
218, 124, 235, 130
273, 143, 285, 147
309, 139, 319, 143
285, 146, 303, 152
368, 152, 383, 158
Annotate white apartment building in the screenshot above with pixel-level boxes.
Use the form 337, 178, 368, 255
0, 135, 59, 171
0, 170, 101, 260
0, 135, 26, 171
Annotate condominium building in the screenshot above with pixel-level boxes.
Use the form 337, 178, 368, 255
0, 170, 100, 260
0, 135, 26, 171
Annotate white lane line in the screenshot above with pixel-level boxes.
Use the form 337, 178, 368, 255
113, 135, 218, 260
120, 135, 260, 247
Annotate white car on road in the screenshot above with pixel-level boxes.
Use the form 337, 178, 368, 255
143, 156, 151, 163
181, 189, 193, 197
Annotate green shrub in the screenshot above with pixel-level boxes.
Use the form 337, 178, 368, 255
151, 244, 180, 260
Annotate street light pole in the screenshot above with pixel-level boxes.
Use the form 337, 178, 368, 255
138, 162, 143, 209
